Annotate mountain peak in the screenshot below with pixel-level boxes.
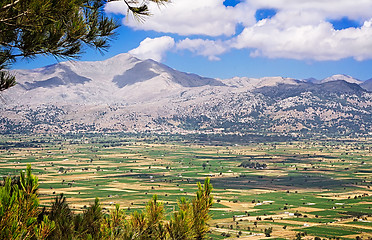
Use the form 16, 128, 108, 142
103, 53, 141, 63
321, 74, 362, 84
4, 53, 227, 105
2, 55, 372, 135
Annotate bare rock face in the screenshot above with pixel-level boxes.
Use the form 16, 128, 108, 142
361, 78, 372, 91
1, 54, 371, 136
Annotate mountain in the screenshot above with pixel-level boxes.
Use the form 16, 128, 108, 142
1, 54, 371, 137
303, 77, 319, 83
7, 54, 226, 105
254, 80, 367, 99
361, 78, 372, 91
321, 74, 363, 84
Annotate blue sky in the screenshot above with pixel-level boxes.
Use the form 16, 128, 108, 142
12, 0, 372, 81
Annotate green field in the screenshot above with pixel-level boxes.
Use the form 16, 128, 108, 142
0, 134, 371, 239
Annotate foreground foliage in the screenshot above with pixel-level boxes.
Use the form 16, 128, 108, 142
0, 165, 54, 239
0, 165, 213, 239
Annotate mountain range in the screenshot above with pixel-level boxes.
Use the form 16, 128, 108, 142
1, 53, 371, 137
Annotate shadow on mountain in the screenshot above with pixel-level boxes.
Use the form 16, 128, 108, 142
21, 65, 91, 90
113, 61, 160, 88
255, 80, 367, 99
159, 60, 226, 87
361, 78, 372, 91
113, 59, 225, 88
171, 72, 226, 87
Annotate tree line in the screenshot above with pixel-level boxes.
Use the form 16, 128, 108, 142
238, 160, 267, 169
0, 165, 213, 239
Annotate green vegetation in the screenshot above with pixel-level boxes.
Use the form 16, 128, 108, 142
0, 165, 213, 239
0, 165, 55, 239
0, 134, 371, 239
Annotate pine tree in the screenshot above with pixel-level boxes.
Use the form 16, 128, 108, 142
79, 197, 103, 239
144, 195, 166, 239
191, 178, 213, 240
47, 194, 74, 240
0, 165, 55, 239
1, 166, 213, 239
101, 203, 127, 239
167, 198, 192, 240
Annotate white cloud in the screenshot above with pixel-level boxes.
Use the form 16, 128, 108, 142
105, 0, 255, 36
176, 38, 228, 61
232, 15, 372, 61
104, 1, 128, 15
129, 36, 175, 61
248, 0, 372, 21
107, 0, 372, 61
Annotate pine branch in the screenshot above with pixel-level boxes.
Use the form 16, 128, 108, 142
0, 70, 16, 92
0, 0, 21, 12
0, 11, 28, 23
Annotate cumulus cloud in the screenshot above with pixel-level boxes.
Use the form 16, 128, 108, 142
129, 36, 175, 62
105, 0, 254, 36
107, 0, 372, 61
176, 38, 228, 61
104, 1, 128, 15
232, 14, 372, 61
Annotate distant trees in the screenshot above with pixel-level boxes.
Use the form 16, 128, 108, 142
0, 165, 213, 239
238, 160, 267, 169
0, 0, 169, 91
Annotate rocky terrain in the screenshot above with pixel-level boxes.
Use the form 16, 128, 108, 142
1, 53, 371, 137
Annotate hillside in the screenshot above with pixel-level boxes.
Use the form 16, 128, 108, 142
1, 53, 371, 137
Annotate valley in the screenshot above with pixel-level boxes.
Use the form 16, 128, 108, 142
1, 53, 372, 239
1, 134, 371, 239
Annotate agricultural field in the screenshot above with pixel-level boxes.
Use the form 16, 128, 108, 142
0, 134, 371, 239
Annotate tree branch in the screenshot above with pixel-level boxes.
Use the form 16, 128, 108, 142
0, 0, 21, 12
0, 11, 28, 23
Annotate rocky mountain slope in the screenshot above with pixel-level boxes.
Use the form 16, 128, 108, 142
361, 78, 372, 91
1, 53, 371, 137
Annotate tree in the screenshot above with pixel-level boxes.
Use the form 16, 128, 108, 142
79, 197, 103, 239
167, 198, 192, 240
202, 162, 207, 170
100, 203, 127, 239
264, 227, 273, 237
1, 166, 213, 239
47, 194, 74, 240
191, 178, 213, 240
0, 0, 169, 92
0, 165, 55, 239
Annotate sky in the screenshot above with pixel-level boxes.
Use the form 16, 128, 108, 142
12, 0, 372, 81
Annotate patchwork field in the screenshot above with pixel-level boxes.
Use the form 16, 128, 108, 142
0, 134, 371, 239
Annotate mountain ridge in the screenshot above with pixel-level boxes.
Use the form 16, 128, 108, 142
1, 53, 371, 137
